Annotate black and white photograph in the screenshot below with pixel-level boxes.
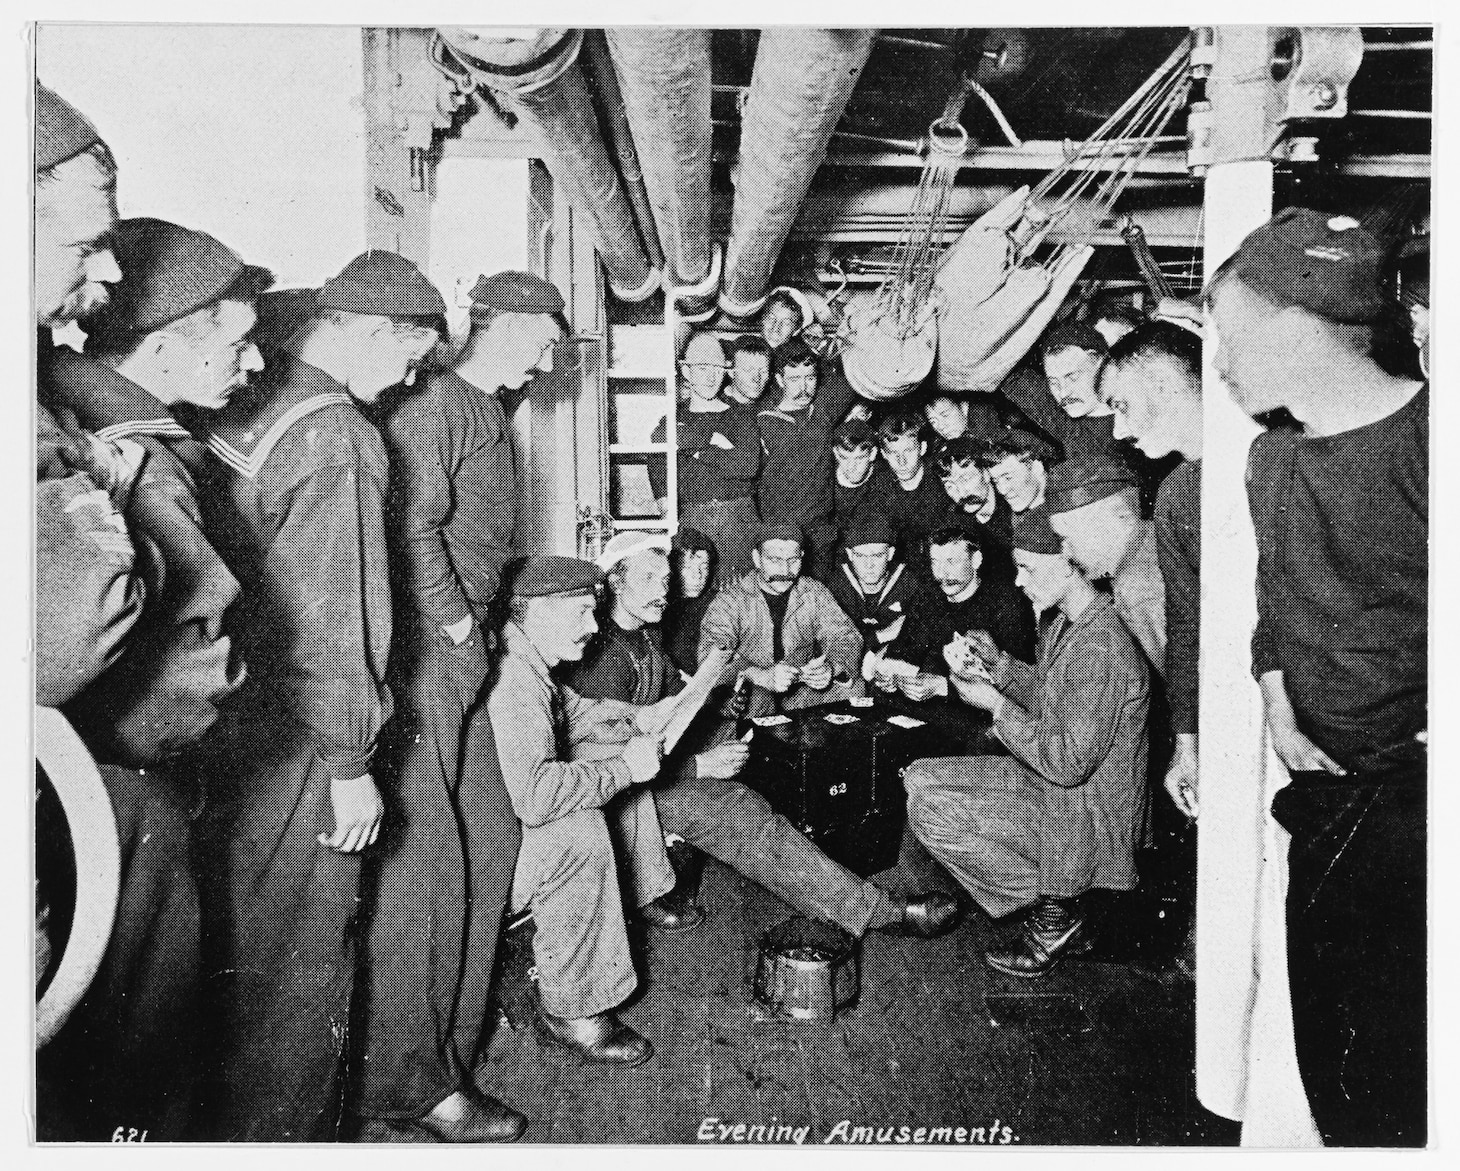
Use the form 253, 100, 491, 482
28, 8, 1437, 1149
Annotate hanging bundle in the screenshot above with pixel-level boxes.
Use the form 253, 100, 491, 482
840, 99, 970, 401
935, 37, 1193, 393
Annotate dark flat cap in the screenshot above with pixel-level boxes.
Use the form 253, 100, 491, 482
1041, 320, 1108, 358
319, 251, 447, 318
1044, 456, 1138, 516
85, 218, 272, 347
753, 522, 804, 550
37, 84, 104, 172
844, 512, 895, 550
505, 555, 603, 599
1011, 506, 1064, 556
833, 418, 876, 448
471, 270, 566, 317
977, 429, 1057, 469
1227, 207, 1387, 324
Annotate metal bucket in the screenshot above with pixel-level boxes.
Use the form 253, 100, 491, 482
752, 917, 860, 1021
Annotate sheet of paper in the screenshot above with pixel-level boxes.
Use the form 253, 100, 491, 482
885, 714, 926, 730
752, 715, 792, 728
708, 431, 735, 450
657, 647, 731, 755
823, 713, 860, 726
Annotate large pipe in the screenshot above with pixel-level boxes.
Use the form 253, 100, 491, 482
605, 29, 719, 320
719, 29, 875, 319
578, 30, 664, 273
441, 28, 659, 302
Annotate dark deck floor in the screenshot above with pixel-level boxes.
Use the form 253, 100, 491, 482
436, 834, 1241, 1148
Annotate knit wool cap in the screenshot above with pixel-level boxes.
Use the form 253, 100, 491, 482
1042, 320, 1108, 358
36, 84, 103, 172
84, 217, 271, 347
753, 522, 804, 550
1227, 207, 1388, 324
470, 270, 565, 319
319, 251, 447, 318
833, 418, 876, 449
1043, 456, 1138, 516
596, 531, 672, 573
1011, 506, 1064, 556
505, 555, 603, 599
844, 512, 896, 550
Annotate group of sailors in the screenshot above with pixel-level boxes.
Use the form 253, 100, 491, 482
35, 74, 1427, 1148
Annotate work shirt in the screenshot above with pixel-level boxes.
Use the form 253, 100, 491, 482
1247, 385, 1428, 775
893, 569, 1037, 672
698, 571, 863, 713
380, 366, 518, 630
1154, 458, 1200, 734
650, 403, 760, 505
756, 363, 858, 530
987, 592, 1151, 891
179, 349, 393, 781
41, 348, 245, 764
664, 588, 716, 677
566, 621, 698, 786
861, 463, 957, 556
1109, 521, 1166, 674
487, 622, 643, 828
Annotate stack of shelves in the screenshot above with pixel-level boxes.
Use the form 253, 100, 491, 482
605, 319, 678, 532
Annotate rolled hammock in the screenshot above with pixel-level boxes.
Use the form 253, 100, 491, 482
840, 36, 1193, 400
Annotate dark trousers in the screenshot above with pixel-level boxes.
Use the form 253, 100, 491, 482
654, 773, 885, 935
190, 712, 363, 1141
38, 766, 201, 1141
355, 645, 520, 1120
1271, 774, 1426, 1147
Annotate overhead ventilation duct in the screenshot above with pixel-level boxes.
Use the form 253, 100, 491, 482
578, 30, 665, 273
604, 29, 719, 321
438, 27, 659, 302
719, 29, 875, 320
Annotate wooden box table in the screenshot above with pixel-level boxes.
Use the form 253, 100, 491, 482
739, 698, 972, 878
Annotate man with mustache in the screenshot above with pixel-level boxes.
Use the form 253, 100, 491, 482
872, 527, 1034, 707
356, 271, 564, 1142
33, 88, 210, 1143
904, 508, 1150, 978
698, 523, 864, 717
934, 436, 1015, 552
487, 556, 669, 1068
568, 533, 960, 940
179, 251, 445, 1139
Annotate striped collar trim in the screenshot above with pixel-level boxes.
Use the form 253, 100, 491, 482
204, 392, 351, 479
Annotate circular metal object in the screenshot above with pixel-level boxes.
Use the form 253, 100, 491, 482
35, 707, 120, 1048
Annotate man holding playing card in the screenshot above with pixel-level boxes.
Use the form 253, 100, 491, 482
903, 507, 1150, 978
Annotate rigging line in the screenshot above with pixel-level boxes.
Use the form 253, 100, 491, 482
1027, 36, 1190, 205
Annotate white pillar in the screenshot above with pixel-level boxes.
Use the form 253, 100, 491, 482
1194, 161, 1321, 1146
